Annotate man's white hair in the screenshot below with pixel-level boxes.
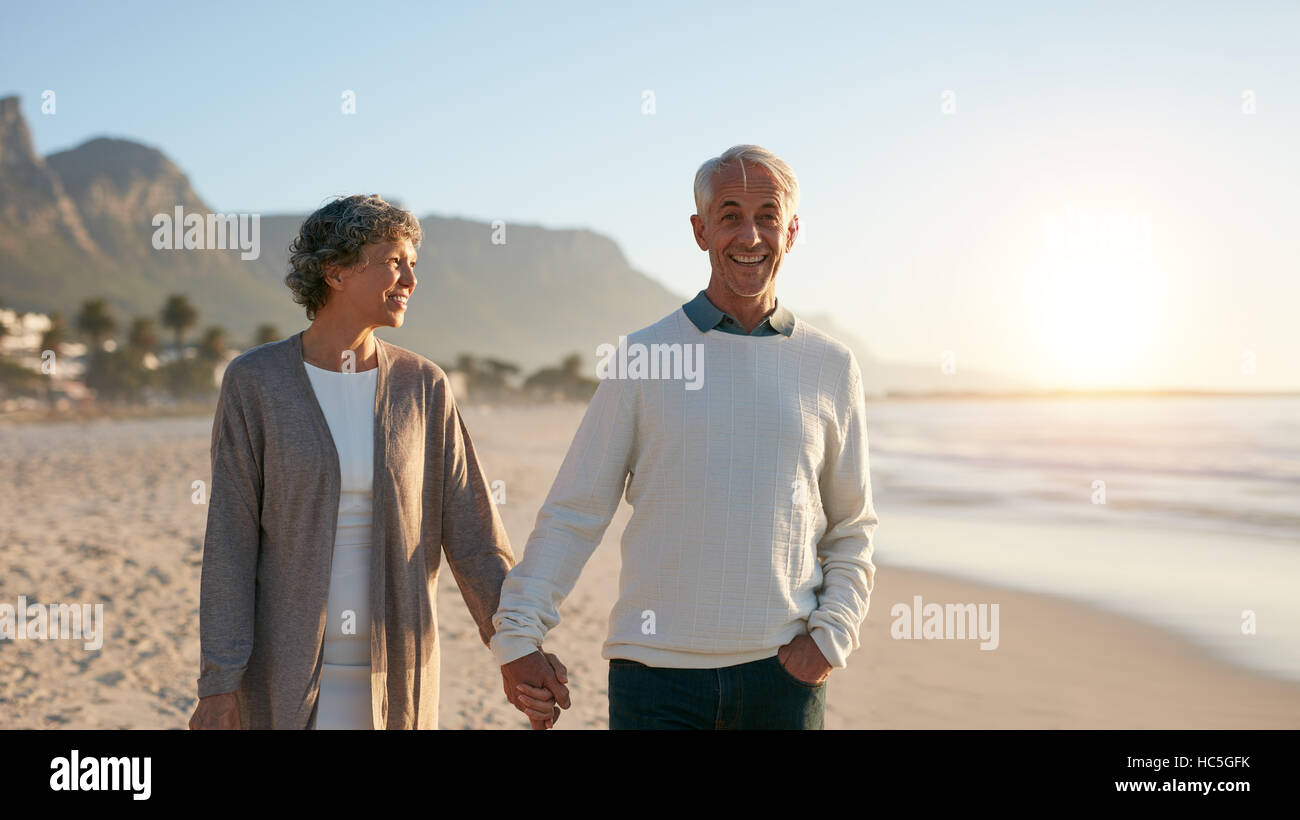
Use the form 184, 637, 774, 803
693, 144, 800, 219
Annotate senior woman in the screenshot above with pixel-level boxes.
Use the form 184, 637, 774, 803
188, 194, 567, 729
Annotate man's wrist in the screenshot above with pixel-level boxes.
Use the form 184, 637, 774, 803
491, 634, 542, 667
808, 626, 848, 670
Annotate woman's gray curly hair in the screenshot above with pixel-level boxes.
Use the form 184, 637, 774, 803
285, 194, 423, 320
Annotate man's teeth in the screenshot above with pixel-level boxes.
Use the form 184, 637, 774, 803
730, 254, 766, 264
388, 294, 408, 303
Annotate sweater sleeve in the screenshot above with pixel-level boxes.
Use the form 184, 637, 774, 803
437, 374, 517, 648
489, 372, 638, 665
807, 354, 879, 668
197, 364, 263, 697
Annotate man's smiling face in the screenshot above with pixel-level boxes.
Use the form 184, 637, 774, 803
691, 162, 798, 299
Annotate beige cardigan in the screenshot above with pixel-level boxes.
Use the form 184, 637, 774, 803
197, 330, 515, 729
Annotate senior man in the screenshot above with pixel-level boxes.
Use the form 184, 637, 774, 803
493, 145, 878, 730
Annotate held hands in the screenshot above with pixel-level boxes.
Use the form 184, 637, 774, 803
188, 691, 241, 730
500, 650, 570, 730
777, 633, 833, 686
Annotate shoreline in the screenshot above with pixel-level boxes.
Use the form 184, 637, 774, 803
854, 563, 1300, 728
873, 508, 1300, 687
847, 563, 1294, 732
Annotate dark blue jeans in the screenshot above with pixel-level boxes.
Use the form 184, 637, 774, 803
608, 655, 826, 730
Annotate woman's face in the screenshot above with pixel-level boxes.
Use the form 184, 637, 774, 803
325, 238, 418, 329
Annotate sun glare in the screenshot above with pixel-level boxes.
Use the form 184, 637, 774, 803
1031, 208, 1163, 389
1039, 258, 1156, 387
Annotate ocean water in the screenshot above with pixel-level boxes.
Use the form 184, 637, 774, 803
863, 395, 1300, 682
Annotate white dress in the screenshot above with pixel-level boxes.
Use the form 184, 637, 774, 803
303, 361, 378, 730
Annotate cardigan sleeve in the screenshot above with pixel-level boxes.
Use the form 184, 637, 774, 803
197, 363, 263, 697
437, 374, 517, 648
807, 353, 879, 668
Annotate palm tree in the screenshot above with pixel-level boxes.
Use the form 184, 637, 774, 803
38, 312, 68, 407
482, 358, 521, 389
198, 325, 227, 361
254, 324, 279, 346
120, 316, 161, 397
524, 353, 598, 401
127, 317, 160, 354
455, 353, 478, 387
160, 294, 198, 355
561, 353, 582, 378
77, 299, 118, 351
40, 312, 67, 355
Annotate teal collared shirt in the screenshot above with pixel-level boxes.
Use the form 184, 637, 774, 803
682, 290, 795, 337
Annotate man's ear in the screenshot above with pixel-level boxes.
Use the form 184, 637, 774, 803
690, 214, 709, 252
786, 214, 800, 252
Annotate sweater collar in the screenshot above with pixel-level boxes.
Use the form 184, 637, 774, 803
682, 289, 795, 336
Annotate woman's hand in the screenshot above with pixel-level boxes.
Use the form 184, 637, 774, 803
188, 692, 242, 730
501, 650, 569, 729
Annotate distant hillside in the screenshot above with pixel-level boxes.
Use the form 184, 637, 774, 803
237, 213, 688, 371
0, 93, 1021, 392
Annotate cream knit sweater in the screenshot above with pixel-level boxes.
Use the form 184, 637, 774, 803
491, 307, 878, 669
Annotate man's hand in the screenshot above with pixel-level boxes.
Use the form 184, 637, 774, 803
777, 634, 833, 686
188, 692, 241, 730
501, 650, 570, 729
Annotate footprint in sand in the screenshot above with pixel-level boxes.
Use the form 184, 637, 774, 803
94, 671, 125, 687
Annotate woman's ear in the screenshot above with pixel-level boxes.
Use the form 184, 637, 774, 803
322, 262, 345, 291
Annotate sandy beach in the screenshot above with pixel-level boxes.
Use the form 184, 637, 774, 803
0, 402, 1296, 729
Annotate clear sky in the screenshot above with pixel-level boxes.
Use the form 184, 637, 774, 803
3, 0, 1297, 390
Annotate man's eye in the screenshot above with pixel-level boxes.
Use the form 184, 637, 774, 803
722, 214, 737, 221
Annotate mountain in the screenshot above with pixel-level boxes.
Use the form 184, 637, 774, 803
0, 101, 305, 341
0, 94, 1021, 393
0, 96, 99, 257
47, 137, 210, 261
